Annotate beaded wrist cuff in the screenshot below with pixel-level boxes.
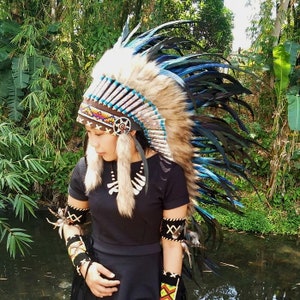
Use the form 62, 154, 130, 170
73, 252, 91, 275
66, 234, 91, 276
160, 271, 181, 300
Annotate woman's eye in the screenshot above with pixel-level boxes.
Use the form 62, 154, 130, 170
85, 129, 104, 136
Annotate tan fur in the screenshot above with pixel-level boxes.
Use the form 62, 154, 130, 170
116, 133, 135, 217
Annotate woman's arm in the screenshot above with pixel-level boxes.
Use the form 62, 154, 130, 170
161, 204, 188, 275
63, 196, 89, 241
63, 195, 120, 298
62, 196, 88, 240
160, 204, 187, 300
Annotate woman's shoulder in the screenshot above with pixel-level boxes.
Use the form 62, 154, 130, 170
71, 157, 87, 179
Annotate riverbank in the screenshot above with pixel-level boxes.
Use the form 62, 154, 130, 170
205, 193, 300, 236
1, 211, 299, 299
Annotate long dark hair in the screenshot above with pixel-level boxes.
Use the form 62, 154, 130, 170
135, 130, 150, 151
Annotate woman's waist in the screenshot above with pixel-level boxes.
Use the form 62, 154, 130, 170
92, 235, 161, 256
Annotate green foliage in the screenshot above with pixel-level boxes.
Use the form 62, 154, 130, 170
0, 17, 68, 157
149, 0, 233, 54
287, 88, 300, 131
0, 121, 47, 257
284, 41, 300, 130
0, 218, 33, 258
195, 0, 233, 53
208, 196, 300, 235
272, 41, 300, 132
243, 0, 300, 214
273, 44, 291, 97
49, 150, 83, 197
249, 0, 276, 55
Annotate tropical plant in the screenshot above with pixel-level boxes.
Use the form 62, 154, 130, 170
244, 0, 300, 206
0, 121, 47, 257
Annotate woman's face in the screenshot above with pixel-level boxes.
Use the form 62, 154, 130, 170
86, 126, 118, 161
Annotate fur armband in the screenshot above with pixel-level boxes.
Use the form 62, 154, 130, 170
66, 234, 91, 276
160, 271, 181, 300
161, 218, 185, 242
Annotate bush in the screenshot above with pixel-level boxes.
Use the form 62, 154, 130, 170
0, 121, 47, 257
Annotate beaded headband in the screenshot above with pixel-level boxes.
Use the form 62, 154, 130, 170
77, 100, 141, 135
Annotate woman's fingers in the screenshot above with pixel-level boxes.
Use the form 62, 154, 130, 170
90, 275, 120, 297
85, 262, 120, 297
96, 263, 118, 280
90, 283, 118, 297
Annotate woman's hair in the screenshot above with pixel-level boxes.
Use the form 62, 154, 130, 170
135, 130, 150, 151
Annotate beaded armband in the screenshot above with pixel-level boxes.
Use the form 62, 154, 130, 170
161, 218, 186, 242
160, 271, 181, 300
46, 205, 89, 238
66, 234, 91, 275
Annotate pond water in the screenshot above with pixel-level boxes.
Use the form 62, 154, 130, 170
0, 211, 299, 300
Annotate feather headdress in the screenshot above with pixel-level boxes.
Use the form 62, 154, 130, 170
77, 20, 256, 238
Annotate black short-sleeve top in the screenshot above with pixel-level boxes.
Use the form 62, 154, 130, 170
68, 154, 189, 256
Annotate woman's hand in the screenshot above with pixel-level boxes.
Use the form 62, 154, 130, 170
81, 261, 120, 298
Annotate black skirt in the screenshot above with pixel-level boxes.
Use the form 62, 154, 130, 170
70, 238, 187, 300
71, 248, 162, 300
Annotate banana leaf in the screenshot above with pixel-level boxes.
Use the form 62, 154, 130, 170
287, 86, 300, 131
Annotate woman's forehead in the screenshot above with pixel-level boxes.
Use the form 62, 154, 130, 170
85, 125, 105, 134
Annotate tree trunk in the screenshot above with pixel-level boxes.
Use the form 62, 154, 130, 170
272, 0, 290, 46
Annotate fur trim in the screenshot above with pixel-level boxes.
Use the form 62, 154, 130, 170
116, 133, 135, 217
85, 144, 103, 193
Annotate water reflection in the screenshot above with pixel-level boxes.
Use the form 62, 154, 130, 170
0, 211, 299, 299
187, 231, 300, 299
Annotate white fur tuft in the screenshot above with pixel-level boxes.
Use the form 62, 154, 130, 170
85, 144, 103, 193
116, 133, 135, 217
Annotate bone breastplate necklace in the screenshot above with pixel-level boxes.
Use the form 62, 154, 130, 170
107, 162, 146, 196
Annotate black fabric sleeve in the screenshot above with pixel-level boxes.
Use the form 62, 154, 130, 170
163, 163, 190, 210
68, 157, 88, 201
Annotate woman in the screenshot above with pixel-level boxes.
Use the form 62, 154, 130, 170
57, 20, 196, 299
64, 123, 189, 299
48, 20, 255, 300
